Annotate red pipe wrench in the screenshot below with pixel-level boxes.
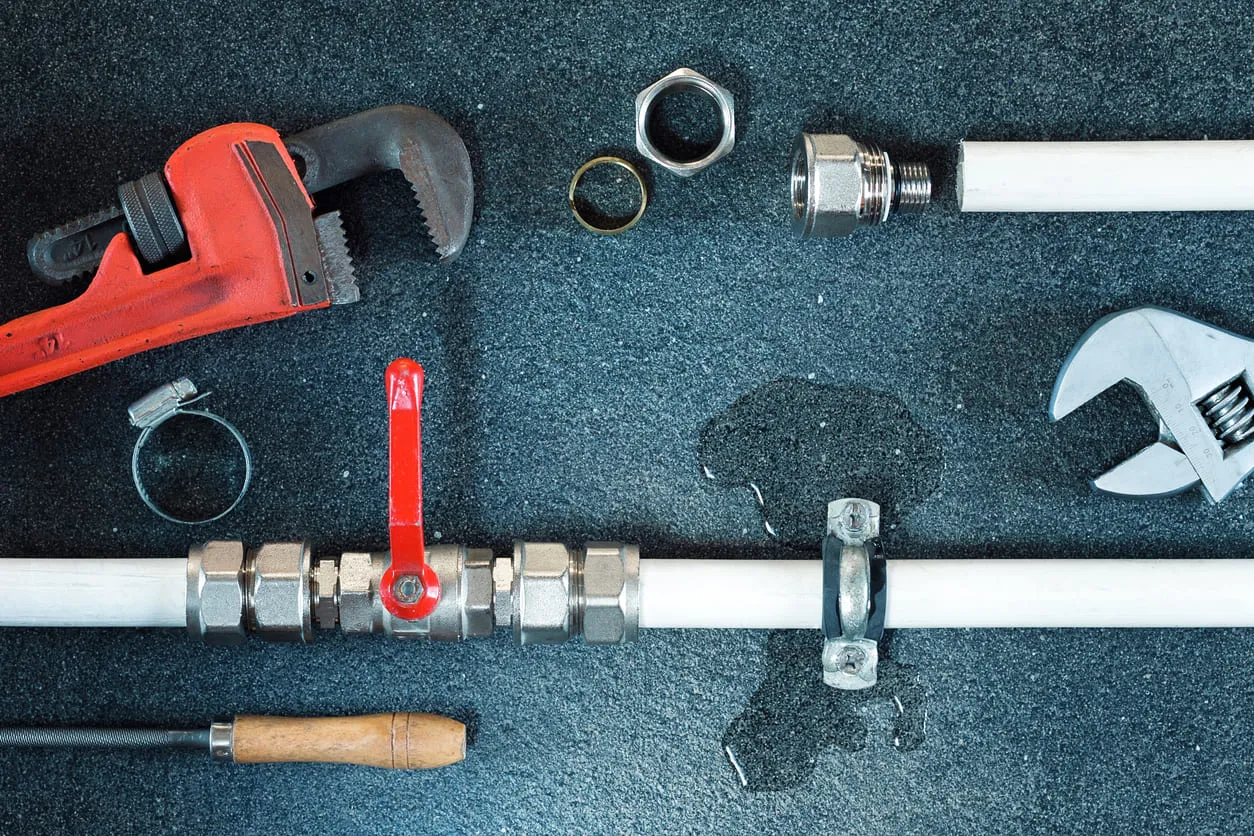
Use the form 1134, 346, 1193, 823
2, 105, 474, 398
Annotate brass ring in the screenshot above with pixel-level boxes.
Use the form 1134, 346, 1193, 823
568, 156, 648, 235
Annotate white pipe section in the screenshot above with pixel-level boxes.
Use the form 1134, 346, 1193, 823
3, 556, 1254, 631
0, 559, 186, 628
639, 558, 1254, 630
958, 140, 1254, 213
640, 560, 822, 630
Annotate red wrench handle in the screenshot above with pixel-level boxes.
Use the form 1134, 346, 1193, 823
380, 357, 440, 620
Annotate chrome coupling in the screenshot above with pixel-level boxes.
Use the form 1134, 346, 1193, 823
791, 132, 931, 238
511, 542, 640, 645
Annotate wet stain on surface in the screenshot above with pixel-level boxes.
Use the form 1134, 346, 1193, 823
723, 631, 926, 792
701, 378, 940, 790
698, 378, 943, 548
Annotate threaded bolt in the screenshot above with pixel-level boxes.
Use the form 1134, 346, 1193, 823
791, 133, 932, 238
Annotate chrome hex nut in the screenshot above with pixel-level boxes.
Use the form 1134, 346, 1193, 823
581, 543, 640, 645
337, 551, 380, 635
248, 542, 312, 642
635, 67, 736, 177
512, 542, 574, 645
791, 133, 865, 238
186, 541, 245, 644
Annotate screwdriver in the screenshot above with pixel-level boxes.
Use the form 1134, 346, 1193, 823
0, 712, 465, 769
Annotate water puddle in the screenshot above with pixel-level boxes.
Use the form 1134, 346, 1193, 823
723, 631, 926, 792
700, 377, 941, 790
697, 378, 942, 548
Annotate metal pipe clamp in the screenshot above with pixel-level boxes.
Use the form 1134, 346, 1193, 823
128, 378, 252, 525
821, 499, 887, 690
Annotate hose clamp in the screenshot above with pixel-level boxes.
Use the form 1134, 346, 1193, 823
821, 498, 887, 690
128, 378, 252, 525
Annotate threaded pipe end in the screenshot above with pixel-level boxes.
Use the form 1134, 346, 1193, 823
891, 160, 932, 212
855, 143, 892, 225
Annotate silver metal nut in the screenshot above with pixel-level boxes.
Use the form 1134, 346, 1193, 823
635, 67, 735, 177
791, 133, 863, 238
461, 548, 494, 639
247, 542, 312, 642
513, 542, 574, 645
492, 555, 514, 629
337, 551, 380, 634
186, 541, 245, 644
581, 543, 640, 645
312, 558, 339, 629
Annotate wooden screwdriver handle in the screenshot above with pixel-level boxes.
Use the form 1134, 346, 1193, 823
231, 712, 465, 769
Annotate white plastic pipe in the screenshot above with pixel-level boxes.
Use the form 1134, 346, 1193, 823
639, 558, 1254, 630
5, 556, 1254, 631
958, 140, 1254, 212
0, 559, 186, 628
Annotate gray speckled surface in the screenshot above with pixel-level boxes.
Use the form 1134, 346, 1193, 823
1, 0, 1254, 832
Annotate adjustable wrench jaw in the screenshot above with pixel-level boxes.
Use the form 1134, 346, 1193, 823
1050, 306, 1254, 503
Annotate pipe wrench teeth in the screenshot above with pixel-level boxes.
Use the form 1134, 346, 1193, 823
1051, 306, 1254, 503
284, 105, 475, 263
312, 211, 359, 305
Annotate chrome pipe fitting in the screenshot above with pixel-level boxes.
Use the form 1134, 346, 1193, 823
512, 542, 639, 645
186, 541, 247, 645
245, 542, 313, 642
185, 539, 639, 646
791, 132, 931, 238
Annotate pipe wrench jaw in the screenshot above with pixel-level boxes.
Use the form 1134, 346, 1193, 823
1051, 306, 1254, 503
283, 105, 474, 263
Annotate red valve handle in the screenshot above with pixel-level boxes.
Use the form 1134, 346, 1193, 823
379, 358, 441, 620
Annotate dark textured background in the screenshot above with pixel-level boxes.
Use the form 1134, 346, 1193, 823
2, 0, 1254, 832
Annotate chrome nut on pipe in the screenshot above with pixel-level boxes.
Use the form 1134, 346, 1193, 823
338, 552, 383, 635
245, 542, 313, 642
512, 543, 576, 645
581, 543, 640, 645
492, 555, 514, 629
312, 558, 339, 630
512, 542, 641, 645
186, 541, 246, 644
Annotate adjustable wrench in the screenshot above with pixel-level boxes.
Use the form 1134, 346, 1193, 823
1, 105, 473, 398
1050, 306, 1254, 502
